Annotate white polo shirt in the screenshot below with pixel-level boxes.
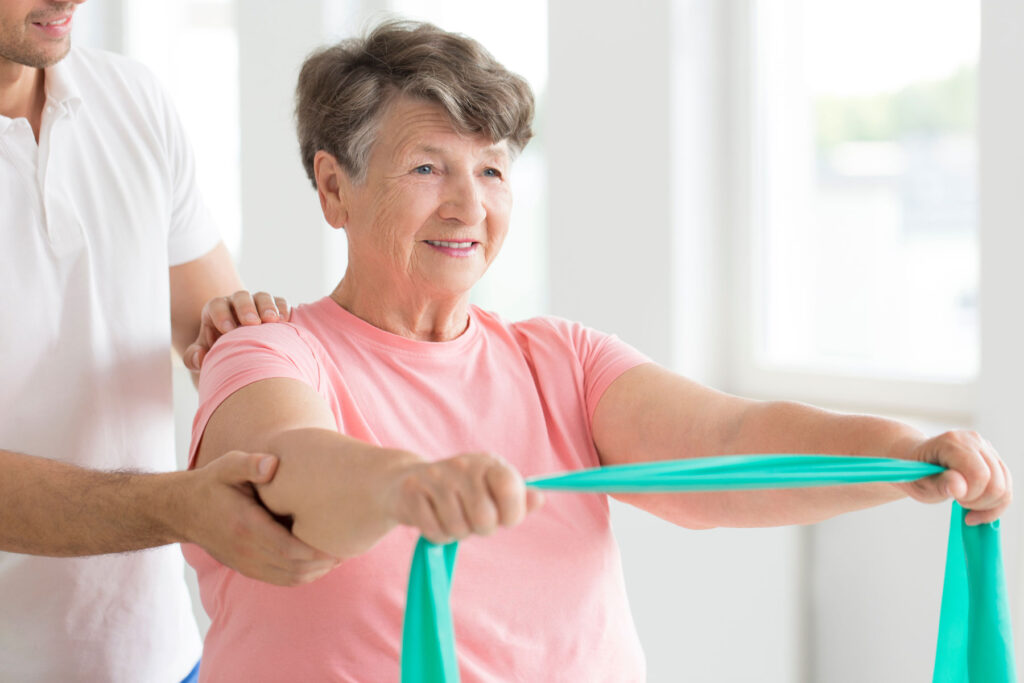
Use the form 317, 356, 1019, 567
0, 46, 217, 681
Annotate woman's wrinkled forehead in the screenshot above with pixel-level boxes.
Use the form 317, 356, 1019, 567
372, 97, 511, 167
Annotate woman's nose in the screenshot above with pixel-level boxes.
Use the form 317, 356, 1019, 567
438, 175, 486, 226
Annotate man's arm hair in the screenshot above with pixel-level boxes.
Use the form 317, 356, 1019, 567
0, 446, 338, 585
0, 448, 191, 556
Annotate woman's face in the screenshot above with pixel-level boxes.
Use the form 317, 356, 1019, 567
339, 96, 513, 301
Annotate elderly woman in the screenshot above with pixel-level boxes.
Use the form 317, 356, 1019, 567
185, 20, 1010, 682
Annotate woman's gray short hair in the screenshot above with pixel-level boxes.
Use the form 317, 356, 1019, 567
295, 19, 535, 187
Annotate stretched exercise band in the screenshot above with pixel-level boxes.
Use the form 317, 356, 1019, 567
400, 455, 1017, 682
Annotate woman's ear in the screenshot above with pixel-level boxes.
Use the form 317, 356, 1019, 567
314, 151, 350, 229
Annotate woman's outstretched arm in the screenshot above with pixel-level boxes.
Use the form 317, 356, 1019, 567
196, 377, 542, 559
591, 364, 1010, 529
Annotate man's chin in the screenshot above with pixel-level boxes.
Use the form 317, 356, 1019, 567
34, 39, 73, 69
0, 38, 73, 70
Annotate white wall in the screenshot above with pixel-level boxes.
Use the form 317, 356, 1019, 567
235, 0, 374, 302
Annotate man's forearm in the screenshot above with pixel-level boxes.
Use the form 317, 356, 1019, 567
0, 449, 190, 556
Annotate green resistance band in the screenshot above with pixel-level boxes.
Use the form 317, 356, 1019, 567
400, 455, 1017, 683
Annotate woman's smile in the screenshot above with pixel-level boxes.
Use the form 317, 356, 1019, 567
423, 239, 479, 257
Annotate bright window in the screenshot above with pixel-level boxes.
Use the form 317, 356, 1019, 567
750, 0, 979, 386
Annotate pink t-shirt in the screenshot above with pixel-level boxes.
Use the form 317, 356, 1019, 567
184, 297, 650, 682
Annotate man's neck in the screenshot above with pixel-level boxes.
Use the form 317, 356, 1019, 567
0, 59, 47, 140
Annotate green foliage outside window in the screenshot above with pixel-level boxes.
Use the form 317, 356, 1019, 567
815, 65, 975, 149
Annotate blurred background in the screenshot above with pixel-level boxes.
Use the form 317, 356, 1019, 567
75, 1, 1024, 680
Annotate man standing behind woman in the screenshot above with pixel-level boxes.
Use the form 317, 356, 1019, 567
0, 1, 336, 681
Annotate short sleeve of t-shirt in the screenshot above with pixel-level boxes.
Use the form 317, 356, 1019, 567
190, 323, 323, 467
513, 315, 652, 422
147, 67, 220, 266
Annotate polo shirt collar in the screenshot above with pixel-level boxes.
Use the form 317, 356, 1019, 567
0, 53, 80, 138
44, 50, 83, 118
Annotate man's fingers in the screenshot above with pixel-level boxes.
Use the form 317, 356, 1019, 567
188, 291, 290, 374
230, 290, 262, 325
214, 451, 278, 485
227, 480, 340, 584
237, 553, 338, 587
275, 296, 291, 321
244, 503, 337, 565
190, 452, 342, 586
203, 290, 289, 338
205, 297, 238, 333
251, 512, 337, 567
252, 291, 281, 322
183, 343, 205, 372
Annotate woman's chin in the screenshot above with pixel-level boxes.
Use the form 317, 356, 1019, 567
417, 271, 486, 299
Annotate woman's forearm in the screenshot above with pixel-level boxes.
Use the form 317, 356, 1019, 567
721, 402, 1010, 527
257, 428, 421, 559
727, 399, 925, 462
257, 428, 545, 556
686, 400, 926, 527
595, 365, 936, 529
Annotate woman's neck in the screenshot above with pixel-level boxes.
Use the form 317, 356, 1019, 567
329, 277, 471, 342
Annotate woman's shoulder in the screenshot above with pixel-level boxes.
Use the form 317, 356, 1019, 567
194, 320, 312, 375
205, 301, 332, 364
471, 307, 612, 357
471, 307, 582, 336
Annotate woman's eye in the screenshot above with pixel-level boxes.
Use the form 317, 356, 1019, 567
483, 167, 502, 179
413, 165, 433, 175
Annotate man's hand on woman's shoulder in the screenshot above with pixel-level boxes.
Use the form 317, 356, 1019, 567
184, 290, 290, 373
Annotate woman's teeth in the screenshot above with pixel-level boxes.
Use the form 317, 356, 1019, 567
427, 241, 474, 249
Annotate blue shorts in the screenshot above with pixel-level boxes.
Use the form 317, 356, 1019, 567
181, 660, 200, 683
